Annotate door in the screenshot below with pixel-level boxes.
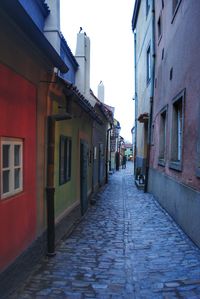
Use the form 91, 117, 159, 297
80, 141, 88, 215
98, 143, 104, 186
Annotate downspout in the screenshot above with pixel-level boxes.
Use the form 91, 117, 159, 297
46, 113, 71, 256
134, 31, 137, 177
105, 124, 112, 184
144, 0, 155, 192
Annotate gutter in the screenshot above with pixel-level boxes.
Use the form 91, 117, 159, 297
144, 0, 155, 193
134, 31, 137, 176
0, 0, 68, 73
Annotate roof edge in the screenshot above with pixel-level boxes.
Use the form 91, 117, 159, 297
0, 0, 68, 73
57, 77, 103, 124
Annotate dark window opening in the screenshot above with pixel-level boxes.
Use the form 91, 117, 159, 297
59, 135, 72, 184
170, 68, 173, 80
162, 48, 164, 60
157, 16, 162, 41
147, 45, 151, 84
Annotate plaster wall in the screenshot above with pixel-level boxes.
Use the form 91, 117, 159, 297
150, 0, 200, 191
148, 167, 200, 248
53, 99, 93, 219
135, 0, 152, 170
0, 10, 55, 269
0, 63, 37, 271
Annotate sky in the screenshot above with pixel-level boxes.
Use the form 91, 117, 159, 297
60, 0, 135, 143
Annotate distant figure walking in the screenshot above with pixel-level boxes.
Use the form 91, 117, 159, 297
122, 155, 127, 169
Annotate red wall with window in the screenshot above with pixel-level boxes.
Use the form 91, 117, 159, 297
0, 63, 36, 270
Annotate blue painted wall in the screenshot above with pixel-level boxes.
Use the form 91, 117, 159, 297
60, 36, 78, 84
18, 0, 49, 31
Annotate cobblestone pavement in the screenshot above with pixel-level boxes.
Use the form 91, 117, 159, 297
11, 162, 200, 298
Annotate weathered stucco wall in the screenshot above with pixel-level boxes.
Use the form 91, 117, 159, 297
148, 168, 200, 248
150, 0, 200, 190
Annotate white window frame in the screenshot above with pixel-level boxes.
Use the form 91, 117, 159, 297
169, 89, 185, 171
1, 138, 23, 199
158, 107, 167, 166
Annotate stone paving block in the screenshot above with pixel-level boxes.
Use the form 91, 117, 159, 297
10, 162, 200, 298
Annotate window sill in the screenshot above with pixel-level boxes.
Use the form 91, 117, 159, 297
169, 161, 182, 172
59, 178, 71, 185
158, 159, 165, 167
1, 189, 23, 200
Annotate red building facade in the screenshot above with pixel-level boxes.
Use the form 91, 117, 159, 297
0, 64, 37, 270
0, 1, 67, 279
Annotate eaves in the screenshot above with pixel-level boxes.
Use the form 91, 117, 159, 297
0, 0, 68, 73
58, 77, 103, 125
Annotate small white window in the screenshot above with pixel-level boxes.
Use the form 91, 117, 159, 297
1, 138, 23, 199
169, 89, 185, 171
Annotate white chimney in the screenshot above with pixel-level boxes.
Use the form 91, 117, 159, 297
75, 31, 90, 96
98, 81, 105, 103
44, 0, 61, 55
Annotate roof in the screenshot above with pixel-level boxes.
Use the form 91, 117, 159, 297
132, 0, 141, 31
57, 77, 103, 124
90, 89, 114, 123
0, 0, 68, 73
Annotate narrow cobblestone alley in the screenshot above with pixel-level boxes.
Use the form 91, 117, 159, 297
11, 162, 200, 299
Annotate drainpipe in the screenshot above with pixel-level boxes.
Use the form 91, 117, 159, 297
46, 113, 71, 256
134, 31, 137, 177
105, 124, 112, 184
144, 0, 155, 192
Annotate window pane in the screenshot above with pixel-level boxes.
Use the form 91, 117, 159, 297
3, 144, 10, 168
14, 145, 20, 166
14, 168, 20, 189
60, 136, 66, 184
3, 170, 9, 193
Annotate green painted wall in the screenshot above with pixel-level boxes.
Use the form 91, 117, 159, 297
53, 99, 93, 219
